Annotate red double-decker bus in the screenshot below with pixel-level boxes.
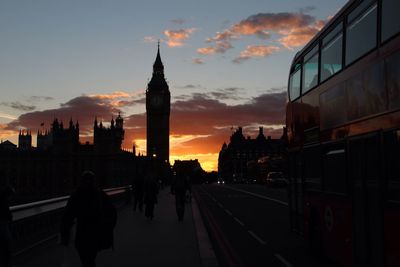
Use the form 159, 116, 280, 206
286, 0, 400, 266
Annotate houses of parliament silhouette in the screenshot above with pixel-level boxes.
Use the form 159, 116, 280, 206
0, 45, 171, 204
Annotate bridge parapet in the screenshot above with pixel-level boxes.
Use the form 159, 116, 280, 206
10, 186, 132, 256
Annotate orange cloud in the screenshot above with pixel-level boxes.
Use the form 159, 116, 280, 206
163, 28, 196, 47
233, 45, 280, 63
89, 91, 131, 100
197, 41, 233, 55
198, 11, 328, 59
0, 124, 18, 141
206, 30, 238, 43
89, 90, 145, 108
279, 20, 325, 49
197, 47, 217, 55
231, 12, 315, 36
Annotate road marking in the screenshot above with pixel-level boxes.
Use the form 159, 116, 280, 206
224, 209, 232, 216
247, 230, 266, 245
234, 217, 245, 226
274, 254, 293, 267
224, 186, 288, 206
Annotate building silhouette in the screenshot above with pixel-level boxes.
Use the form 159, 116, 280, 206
36, 118, 80, 153
0, 114, 146, 205
146, 42, 170, 163
94, 113, 124, 154
218, 126, 287, 183
0, 140, 17, 151
18, 130, 32, 151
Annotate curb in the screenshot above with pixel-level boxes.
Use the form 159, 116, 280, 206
192, 192, 220, 267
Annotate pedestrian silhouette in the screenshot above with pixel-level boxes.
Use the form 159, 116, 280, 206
172, 174, 190, 221
132, 175, 144, 212
0, 173, 14, 267
60, 171, 117, 267
144, 173, 159, 220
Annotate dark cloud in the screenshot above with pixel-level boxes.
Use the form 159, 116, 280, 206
298, 6, 316, 13
209, 87, 246, 101
192, 58, 204, 65
170, 18, 186, 25
0, 101, 36, 112
6, 96, 120, 135
28, 96, 54, 102
177, 84, 201, 89
174, 87, 245, 102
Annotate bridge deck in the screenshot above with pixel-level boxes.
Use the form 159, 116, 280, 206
16, 188, 217, 267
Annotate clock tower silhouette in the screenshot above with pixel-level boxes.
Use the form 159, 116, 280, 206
146, 42, 170, 163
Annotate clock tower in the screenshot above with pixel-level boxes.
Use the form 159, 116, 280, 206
146, 42, 170, 163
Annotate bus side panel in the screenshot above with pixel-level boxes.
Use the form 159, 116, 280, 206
321, 196, 353, 267
304, 192, 323, 251
385, 207, 400, 266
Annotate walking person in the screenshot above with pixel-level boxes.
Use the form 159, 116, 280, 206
132, 175, 144, 212
61, 171, 117, 267
144, 173, 158, 221
172, 174, 189, 221
0, 174, 14, 267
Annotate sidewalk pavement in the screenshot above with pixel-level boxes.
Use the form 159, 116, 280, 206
15, 187, 218, 267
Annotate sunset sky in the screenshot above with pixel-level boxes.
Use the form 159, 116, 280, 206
0, 0, 347, 171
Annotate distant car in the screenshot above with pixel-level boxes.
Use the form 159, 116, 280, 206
217, 178, 225, 185
265, 172, 288, 187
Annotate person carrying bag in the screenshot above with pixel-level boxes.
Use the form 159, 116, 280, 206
60, 171, 117, 267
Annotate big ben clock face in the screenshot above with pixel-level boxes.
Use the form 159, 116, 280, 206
151, 95, 163, 107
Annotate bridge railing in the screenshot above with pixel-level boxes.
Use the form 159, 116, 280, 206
10, 186, 132, 256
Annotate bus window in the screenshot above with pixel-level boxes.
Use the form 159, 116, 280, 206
303, 145, 322, 191
321, 23, 343, 82
386, 50, 400, 110
362, 62, 385, 115
347, 62, 385, 120
381, 0, 400, 42
289, 68, 301, 100
384, 130, 400, 202
320, 83, 347, 129
323, 148, 347, 194
345, 3, 377, 66
346, 72, 364, 120
303, 45, 319, 94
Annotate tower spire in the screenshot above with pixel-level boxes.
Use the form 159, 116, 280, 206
153, 41, 164, 74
